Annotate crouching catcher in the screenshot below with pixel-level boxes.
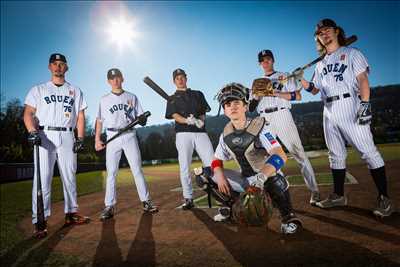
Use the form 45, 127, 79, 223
195, 83, 302, 234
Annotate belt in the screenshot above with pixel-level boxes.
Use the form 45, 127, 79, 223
326, 93, 351, 103
39, 126, 73, 131
107, 128, 134, 132
260, 107, 286, 114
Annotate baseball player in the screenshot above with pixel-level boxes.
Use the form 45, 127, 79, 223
23, 53, 90, 238
249, 50, 320, 205
165, 69, 214, 209
95, 68, 158, 220
300, 18, 394, 217
205, 83, 302, 234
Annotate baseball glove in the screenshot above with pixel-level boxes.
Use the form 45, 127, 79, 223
231, 186, 273, 226
251, 78, 274, 97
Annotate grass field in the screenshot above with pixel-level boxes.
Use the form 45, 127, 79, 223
1, 143, 399, 264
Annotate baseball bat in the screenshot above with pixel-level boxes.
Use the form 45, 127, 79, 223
105, 111, 151, 145
35, 145, 46, 231
143, 76, 170, 101
284, 35, 358, 81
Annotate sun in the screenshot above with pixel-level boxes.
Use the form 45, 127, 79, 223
106, 16, 137, 51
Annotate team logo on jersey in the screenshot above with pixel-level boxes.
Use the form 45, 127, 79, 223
264, 132, 277, 145
232, 137, 243, 145
321, 63, 348, 82
340, 54, 346, 61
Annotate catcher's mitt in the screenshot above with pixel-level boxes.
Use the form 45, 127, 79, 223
231, 186, 273, 226
251, 78, 274, 97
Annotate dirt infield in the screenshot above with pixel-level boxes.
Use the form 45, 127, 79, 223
14, 160, 400, 267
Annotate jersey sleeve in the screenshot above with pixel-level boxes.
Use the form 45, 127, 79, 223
134, 95, 144, 117
165, 96, 177, 119
351, 48, 370, 77
214, 134, 232, 161
198, 91, 211, 114
259, 124, 282, 154
78, 89, 88, 111
96, 101, 104, 122
311, 67, 323, 89
24, 86, 38, 108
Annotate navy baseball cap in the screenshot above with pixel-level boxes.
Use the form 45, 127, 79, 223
173, 68, 186, 80
107, 68, 123, 80
49, 53, 67, 63
315, 18, 337, 35
258, 50, 274, 63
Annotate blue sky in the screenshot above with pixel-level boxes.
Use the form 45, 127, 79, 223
1, 1, 399, 126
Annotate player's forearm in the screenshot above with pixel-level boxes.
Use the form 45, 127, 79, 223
260, 147, 287, 177
23, 105, 37, 132
172, 113, 187, 124
357, 72, 370, 101
94, 120, 103, 142
76, 110, 85, 138
301, 79, 320, 95
276, 91, 301, 101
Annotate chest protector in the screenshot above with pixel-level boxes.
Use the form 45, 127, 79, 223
223, 117, 268, 177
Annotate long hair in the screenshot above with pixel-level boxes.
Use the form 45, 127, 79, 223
315, 26, 347, 55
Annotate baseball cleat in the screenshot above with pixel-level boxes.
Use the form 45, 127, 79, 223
143, 200, 159, 213
213, 207, 231, 222
281, 213, 302, 234
316, 193, 347, 208
182, 198, 195, 210
33, 221, 48, 239
64, 212, 91, 226
373, 195, 394, 218
310, 191, 321, 206
100, 206, 115, 221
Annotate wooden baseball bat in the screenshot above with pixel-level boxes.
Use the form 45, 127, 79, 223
35, 145, 46, 231
143, 76, 170, 101
105, 111, 151, 145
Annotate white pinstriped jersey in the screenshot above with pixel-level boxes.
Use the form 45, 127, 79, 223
25, 81, 87, 127
97, 91, 143, 129
312, 47, 369, 100
250, 71, 297, 113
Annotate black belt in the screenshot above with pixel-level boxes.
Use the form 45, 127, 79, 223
39, 126, 73, 131
261, 107, 286, 114
326, 93, 351, 103
107, 128, 134, 132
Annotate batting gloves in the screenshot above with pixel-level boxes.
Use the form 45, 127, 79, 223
73, 137, 85, 153
28, 131, 41, 146
356, 101, 372, 125
138, 114, 148, 126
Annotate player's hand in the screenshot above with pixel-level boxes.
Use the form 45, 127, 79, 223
217, 175, 231, 196
292, 67, 304, 82
73, 137, 85, 153
95, 140, 105, 151
356, 101, 372, 125
193, 118, 204, 129
185, 114, 196, 125
137, 114, 147, 127
28, 131, 41, 146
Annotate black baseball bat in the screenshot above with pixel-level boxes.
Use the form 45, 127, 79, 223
285, 35, 358, 80
35, 145, 46, 231
105, 111, 151, 145
143, 76, 170, 101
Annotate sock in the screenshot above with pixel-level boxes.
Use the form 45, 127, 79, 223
370, 166, 388, 197
331, 169, 346, 196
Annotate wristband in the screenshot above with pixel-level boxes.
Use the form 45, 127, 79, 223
290, 91, 296, 101
211, 159, 223, 171
265, 154, 284, 171
305, 82, 314, 93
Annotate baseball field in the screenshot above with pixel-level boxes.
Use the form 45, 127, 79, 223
1, 143, 399, 267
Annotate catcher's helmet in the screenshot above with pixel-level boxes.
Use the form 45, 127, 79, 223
215, 83, 249, 107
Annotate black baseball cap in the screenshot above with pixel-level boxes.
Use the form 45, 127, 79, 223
315, 18, 337, 35
49, 53, 67, 63
258, 49, 274, 63
173, 68, 186, 80
107, 68, 123, 80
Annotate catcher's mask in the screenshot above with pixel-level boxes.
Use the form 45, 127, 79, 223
215, 83, 249, 115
